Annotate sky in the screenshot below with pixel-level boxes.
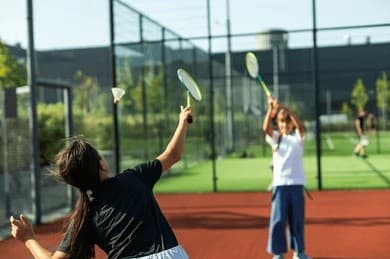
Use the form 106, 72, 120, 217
0, 0, 389, 51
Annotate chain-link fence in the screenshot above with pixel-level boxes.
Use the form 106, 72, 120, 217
1, 0, 389, 231
0, 82, 76, 229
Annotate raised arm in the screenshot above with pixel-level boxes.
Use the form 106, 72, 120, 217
10, 215, 70, 259
157, 106, 194, 172
263, 96, 278, 137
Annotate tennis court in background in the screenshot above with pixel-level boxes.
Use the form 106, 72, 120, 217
1, 190, 389, 258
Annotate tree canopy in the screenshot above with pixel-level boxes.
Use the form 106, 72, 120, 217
376, 71, 389, 111
350, 78, 368, 111
0, 40, 27, 88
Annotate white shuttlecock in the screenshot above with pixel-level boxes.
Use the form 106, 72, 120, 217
111, 87, 125, 103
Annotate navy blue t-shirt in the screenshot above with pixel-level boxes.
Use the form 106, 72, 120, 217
58, 159, 178, 258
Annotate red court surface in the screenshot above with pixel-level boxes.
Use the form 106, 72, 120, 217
1, 190, 390, 258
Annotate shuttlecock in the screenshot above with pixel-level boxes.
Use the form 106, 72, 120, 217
111, 87, 125, 103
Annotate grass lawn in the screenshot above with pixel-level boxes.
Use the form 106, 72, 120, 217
116, 130, 390, 193
154, 154, 390, 193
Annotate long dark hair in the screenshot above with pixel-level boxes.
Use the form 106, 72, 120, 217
54, 138, 101, 258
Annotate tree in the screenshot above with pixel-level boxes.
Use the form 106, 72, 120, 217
116, 58, 136, 112
37, 103, 65, 165
350, 78, 368, 111
0, 40, 27, 88
73, 70, 100, 114
132, 65, 164, 113
376, 71, 389, 112
340, 101, 353, 119
376, 71, 390, 129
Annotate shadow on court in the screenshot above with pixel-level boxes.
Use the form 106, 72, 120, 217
166, 210, 269, 229
306, 216, 390, 227
361, 158, 390, 186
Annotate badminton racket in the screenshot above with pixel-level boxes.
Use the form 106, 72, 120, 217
177, 68, 202, 123
245, 52, 272, 97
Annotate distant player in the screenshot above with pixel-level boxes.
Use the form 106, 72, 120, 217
353, 108, 369, 158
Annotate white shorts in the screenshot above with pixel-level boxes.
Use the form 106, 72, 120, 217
137, 245, 189, 259
360, 136, 369, 146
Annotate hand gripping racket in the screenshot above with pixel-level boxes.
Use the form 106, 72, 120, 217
245, 52, 272, 97
177, 68, 202, 123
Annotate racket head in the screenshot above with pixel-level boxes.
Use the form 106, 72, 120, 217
177, 68, 202, 101
111, 87, 126, 103
245, 52, 259, 78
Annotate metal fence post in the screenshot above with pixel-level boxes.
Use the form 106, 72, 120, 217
26, 0, 41, 224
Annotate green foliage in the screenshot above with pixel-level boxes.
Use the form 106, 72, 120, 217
36, 99, 114, 164
351, 78, 368, 111
73, 70, 102, 114
37, 103, 66, 164
71, 106, 112, 150
376, 71, 390, 111
145, 71, 164, 113
0, 40, 27, 88
340, 101, 353, 119
83, 115, 113, 150
132, 65, 164, 113
117, 58, 136, 112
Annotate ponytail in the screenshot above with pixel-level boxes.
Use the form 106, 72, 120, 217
54, 138, 102, 258
64, 191, 95, 258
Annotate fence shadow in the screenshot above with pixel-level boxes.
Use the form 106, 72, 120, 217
361, 159, 390, 186
166, 210, 269, 229
306, 216, 390, 227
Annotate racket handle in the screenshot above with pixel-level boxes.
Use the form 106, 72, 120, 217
186, 91, 192, 123
260, 81, 271, 97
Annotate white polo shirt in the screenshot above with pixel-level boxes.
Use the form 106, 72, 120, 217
266, 129, 306, 187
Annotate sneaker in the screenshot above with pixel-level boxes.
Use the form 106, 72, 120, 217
273, 255, 284, 259
293, 252, 311, 259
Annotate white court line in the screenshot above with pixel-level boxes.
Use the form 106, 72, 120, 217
316, 170, 390, 177
322, 173, 390, 178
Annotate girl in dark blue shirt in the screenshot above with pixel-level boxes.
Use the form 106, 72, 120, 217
10, 106, 194, 259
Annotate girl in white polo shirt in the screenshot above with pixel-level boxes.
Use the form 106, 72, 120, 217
262, 96, 311, 259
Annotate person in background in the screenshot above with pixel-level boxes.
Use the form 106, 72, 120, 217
353, 108, 369, 158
